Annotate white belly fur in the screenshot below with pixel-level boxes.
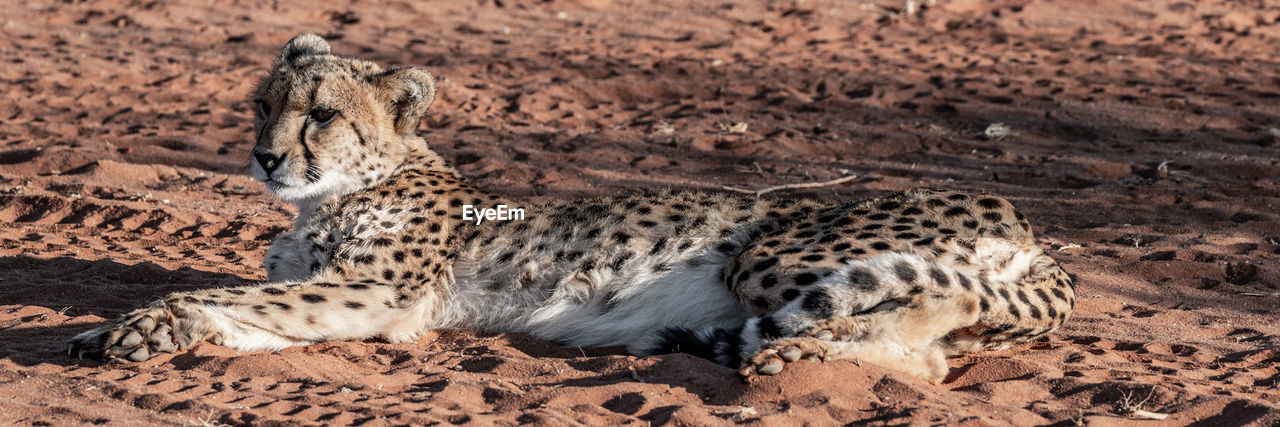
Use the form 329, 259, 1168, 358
438, 258, 748, 354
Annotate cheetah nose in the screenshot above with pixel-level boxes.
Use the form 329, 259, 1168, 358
253, 151, 286, 175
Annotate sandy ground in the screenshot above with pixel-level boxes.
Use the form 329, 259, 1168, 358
2, 0, 1279, 424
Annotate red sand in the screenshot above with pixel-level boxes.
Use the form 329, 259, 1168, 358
2, 0, 1279, 424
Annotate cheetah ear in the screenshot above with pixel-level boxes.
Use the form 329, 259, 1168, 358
374, 67, 437, 135
279, 34, 331, 65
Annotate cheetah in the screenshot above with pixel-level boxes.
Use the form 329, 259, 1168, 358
68, 34, 1074, 383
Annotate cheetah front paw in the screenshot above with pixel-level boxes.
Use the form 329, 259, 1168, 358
68, 307, 192, 363
740, 337, 834, 377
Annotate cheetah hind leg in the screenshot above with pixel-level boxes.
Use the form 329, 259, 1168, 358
742, 292, 981, 383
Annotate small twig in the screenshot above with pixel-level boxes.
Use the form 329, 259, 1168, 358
716, 406, 759, 423
1131, 409, 1169, 420
1165, 170, 1210, 184
1117, 388, 1167, 420
735, 162, 768, 177
721, 174, 859, 197
1240, 292, 1280, 297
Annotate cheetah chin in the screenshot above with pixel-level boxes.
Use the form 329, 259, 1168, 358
69, 34, 1074, 384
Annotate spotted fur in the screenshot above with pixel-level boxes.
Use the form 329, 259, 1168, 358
69, 35, 1074, 383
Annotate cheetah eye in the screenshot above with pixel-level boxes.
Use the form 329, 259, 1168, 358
309, 108, 338, 125
254, 100, 270, 118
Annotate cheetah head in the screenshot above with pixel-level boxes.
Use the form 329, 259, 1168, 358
250, 34, 437, 205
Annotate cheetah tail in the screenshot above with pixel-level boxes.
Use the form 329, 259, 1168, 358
645, 325, 746, 367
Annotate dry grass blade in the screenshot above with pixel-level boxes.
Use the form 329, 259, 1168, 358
721, 174, 859, 197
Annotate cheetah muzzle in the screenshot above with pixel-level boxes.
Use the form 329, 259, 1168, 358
69, 34, 1075, 383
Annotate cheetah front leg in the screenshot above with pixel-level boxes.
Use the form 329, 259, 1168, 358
263, 231, 328, 282
68, 274, 437, 362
